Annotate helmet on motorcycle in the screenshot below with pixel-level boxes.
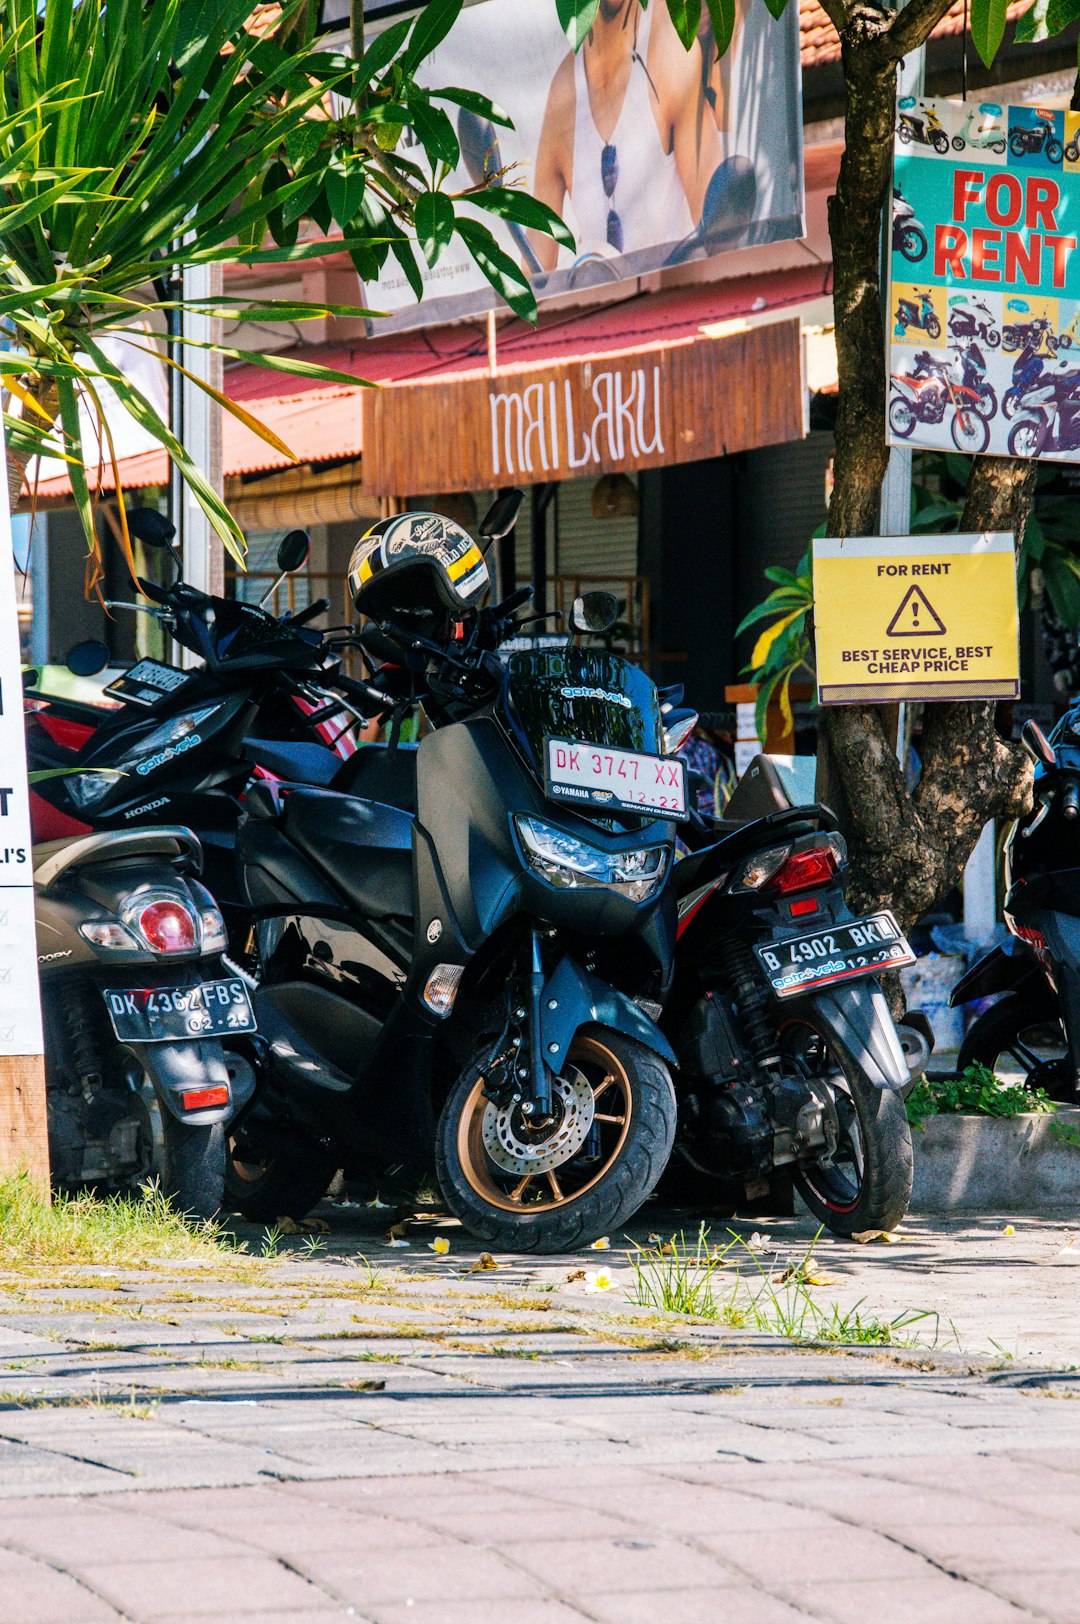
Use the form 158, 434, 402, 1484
348, 511, 490, 623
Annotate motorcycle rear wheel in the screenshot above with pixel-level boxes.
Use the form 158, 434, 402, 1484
951, 135, 966, 151
437, 1028, 676, 1253
888, 396, 916, 438
899, 226, 927, 262
986, 328, 1001, 348
1009, 131, 1027, 157
957, 992, 1072, 1102
782, 1017, 913, 1237
1008, 417, 1042, 458
974, 383, 998, 418
224, 1141, 337, 1223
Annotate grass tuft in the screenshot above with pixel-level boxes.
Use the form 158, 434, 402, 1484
0, 1174, 246, 1270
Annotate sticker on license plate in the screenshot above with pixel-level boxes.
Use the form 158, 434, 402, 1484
104, 978, 257, 1043
755, 911, 916, 999
545, 737, 688, 820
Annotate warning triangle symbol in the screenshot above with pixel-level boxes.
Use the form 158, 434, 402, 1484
886, 584, 946, 638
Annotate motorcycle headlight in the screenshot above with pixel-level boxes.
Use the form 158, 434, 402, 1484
514, 815, 667, 902
67, 769, 126, 808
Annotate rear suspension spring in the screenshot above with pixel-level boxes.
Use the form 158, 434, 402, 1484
712, 934, 778, 1065
63, 980, 104, 1092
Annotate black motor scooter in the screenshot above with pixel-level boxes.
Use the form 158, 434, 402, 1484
952, 718, 1080, 1099
229, 494, 680, 1252
36, 826, 255, 1216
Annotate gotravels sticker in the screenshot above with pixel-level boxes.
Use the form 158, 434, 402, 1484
889, 96, 1080, 462
812, 533, 1020, 703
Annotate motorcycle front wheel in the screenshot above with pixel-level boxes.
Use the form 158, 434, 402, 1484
925, 314, 941, 339
931, 131, 949, 154
974, 383, 998, 418
436, 1028, 676, 1253
899, 226, 927, 262
781, 1017, 913, 1237
225, 1140, 337, 1223
952, 406, 989, 452
888, 396, 917, 438
951, 134, 966, 151
1047, 139, 1064, 163
1008, 416, 1042, 458
1061, 335, 1073, 350
957, 992, 1073, 1102
986, 328, 1001, 348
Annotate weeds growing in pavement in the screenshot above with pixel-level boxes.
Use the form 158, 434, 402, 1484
628, 1225, 939, 1348
0, 1174, 250, 1271
906, 1061, 1055, 1128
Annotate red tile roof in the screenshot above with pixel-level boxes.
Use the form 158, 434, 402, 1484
800, 0, 1033, 68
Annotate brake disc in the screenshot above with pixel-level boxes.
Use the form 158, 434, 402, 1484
481, 1067, 595, 1175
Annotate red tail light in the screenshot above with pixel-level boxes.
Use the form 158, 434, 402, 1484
768, 847, 839, 894
138, 899, 197, 953
181, 1086, 230, 1111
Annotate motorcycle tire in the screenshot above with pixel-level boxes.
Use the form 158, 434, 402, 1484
899, 226, 927, 263
1002, 388, 1021, 419
782, 1014, 913, 1237
1008, 416, 1042, 458
1009, 131, 1027, 157
898, 124, 912, 144
1068, 142, 1080, 163
956, 991, 1073, 1102
974, 383, 998, 419
888, 396, 917, 438
1003, 328, 1019, 352
1061, 336, 1073, 350
987, 329, 1001, 348
160, 1118, 224, 1223
931, 131, 949, 154
951, 406, 989, 453
224, 1141, 337, 1224
1047, 139, 1064, 163
925, 314, 941, 339
436, 1026, 676, 1254
992, 139, 1007, 154
951, 135, 966, 151
1048, 337, 1060, 355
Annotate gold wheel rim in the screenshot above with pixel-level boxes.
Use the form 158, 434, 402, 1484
228, 1136, 273, 1185
457, 1034, 633, 1213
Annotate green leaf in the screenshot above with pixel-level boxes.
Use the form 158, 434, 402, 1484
758, 0, 791, 20
1014, 0, 1050, 42
1043, 553, 1080, 627
704, 0, 736, 56
466, 186, 575, 251
390, 234, 425, 300
416, 190, 454, 267
352, 18, 412, 90
1045, 0, 1080, 35
455, 217, 537, 321
1023, 513, 1047, 562
430, 86, 512, 128
402, 0, 464, 73
326, 162, 367, 229
557, 0, 601, 50
407, 97, 460, 167
666, 0, 702, 48
970, 0, 1008, 65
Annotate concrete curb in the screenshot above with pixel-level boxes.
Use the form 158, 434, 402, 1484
910, 1106, 1080, 1213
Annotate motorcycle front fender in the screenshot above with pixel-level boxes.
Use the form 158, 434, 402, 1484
539, 955, 677, 1074
123, 1038, 236, 1125
795, 979, 910, 1094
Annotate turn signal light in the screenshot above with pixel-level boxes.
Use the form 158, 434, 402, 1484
423, 963, 465, 1017
181, 1086, 230, 1112
138, 899, 197, 954
769, 846, 839, 893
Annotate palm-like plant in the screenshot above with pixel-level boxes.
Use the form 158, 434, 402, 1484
0, 0, 571, 583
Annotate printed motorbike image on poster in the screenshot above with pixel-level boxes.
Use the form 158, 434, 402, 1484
889, 96, 1080, 461
350, 0, 804, 332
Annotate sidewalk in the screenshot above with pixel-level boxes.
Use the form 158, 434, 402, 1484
2, 1208, 1080, 1623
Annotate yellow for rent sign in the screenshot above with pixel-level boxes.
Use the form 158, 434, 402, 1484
813, 533, 1019, 704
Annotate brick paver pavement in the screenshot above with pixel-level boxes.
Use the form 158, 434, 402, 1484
1, 1209, 1079, 1622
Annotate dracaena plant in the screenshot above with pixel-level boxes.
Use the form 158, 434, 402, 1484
0, 0, 571, 587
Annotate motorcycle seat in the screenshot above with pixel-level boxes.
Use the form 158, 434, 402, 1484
243, 738, 341, 789
279, 786, 414, 920
330, 743, 419, 815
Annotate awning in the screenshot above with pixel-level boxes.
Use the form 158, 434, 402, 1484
25, 263, 829, 506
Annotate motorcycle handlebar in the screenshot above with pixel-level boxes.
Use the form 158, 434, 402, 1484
284, 597, 329, 628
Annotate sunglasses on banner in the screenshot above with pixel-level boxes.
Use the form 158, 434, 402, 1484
601, 142, 623, 253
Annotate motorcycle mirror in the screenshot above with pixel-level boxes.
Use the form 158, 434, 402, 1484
66, 639, 111, 678
125, 507, 176, 550
276, 529, 310, 575
479, 490, 523, 545
1022, 718, 1057, 768
569, 591, 619, 636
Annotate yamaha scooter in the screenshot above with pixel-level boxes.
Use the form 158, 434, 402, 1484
894, 290, 941, 341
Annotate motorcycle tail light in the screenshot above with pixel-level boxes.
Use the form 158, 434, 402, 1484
198, 905, 228, 954
181, 1086, 230, 1112
134, 898, 197, 954
768, 842, 844, 894
79, 920, 139, 950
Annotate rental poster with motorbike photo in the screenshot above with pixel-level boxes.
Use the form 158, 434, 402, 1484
890, 96, 1080, 461
350, 0, 805, 332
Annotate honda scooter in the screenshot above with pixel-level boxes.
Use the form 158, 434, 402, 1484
1003, 339, 1049, 419
896, 101, 949, 153
1007, 365, 1080, 457
892, 189, 928, 264
894, 290, 941, 341
36, 826, 254, 1217
951, 719, 1080, 1101
948, 295, 1000, 348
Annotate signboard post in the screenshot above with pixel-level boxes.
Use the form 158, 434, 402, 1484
0, 418, 49, 1192
813, 533, 1020, 704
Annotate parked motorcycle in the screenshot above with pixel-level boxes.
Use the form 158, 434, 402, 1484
36, 826, 254, 1217
1009, 110, 1063, 162
892, 189, 928, 264
1003, 339, 1048, 419
951, 104, 1007, 153
888, 351, 992, 452
1007, 365, 1080, 457
1003, 314, 1055, 354
894, 289, 941, 341
896, 102, 949, 154
950, 719, 1080, 1101
948, 295, 1000, 349
1049, 310, 1080, 353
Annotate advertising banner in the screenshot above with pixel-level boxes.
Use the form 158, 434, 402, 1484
889, 96, 1080, 462
355, 0, 804, 332
813, 533, 1019, 703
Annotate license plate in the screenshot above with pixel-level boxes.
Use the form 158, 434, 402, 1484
104, 658, 190, 709
545, 737, 688, 820
755, 911, 916, 999
104, 978, 257, 1042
